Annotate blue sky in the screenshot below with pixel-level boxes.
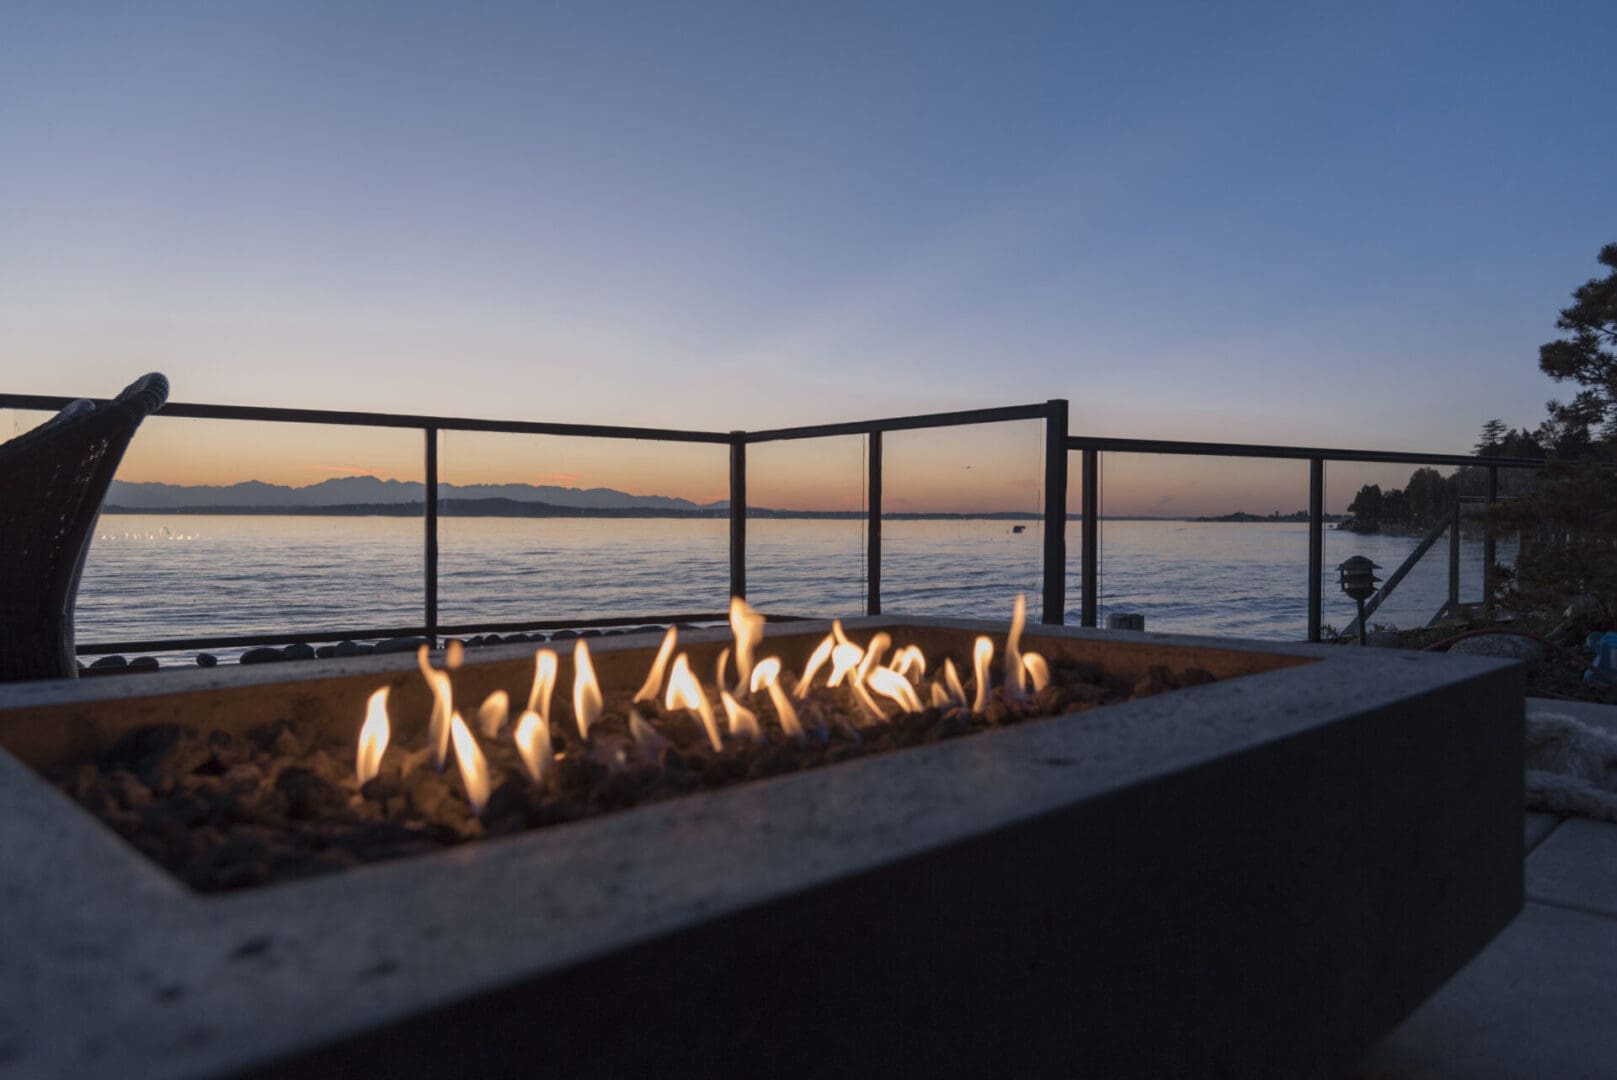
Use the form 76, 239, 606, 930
3, 0, 1614, 499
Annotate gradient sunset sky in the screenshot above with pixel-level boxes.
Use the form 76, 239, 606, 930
3, 2, 1613, 515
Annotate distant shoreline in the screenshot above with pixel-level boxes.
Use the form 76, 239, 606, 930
101, 503, 1343, 523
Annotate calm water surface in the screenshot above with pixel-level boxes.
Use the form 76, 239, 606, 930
79, 515, 1513, 663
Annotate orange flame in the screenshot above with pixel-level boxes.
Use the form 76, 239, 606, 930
943, 658, 967, 709
729, 596, 765, 692
831, 619, 851, 646
720, 689, 763, 743
417, 645, 454, 768
633, 627, 677, 703
445, 638, 465, 670
628, 707, 667, 760
665, 653, 722, 752
715, 647, 732, 695
972, 636, 994, 713
855, 632, 891, 688
477, 690, 509, 737
867, 667, 922, 713
514, 709, 553, 785
449, 712, 490, 813
827, 642, 864, 687
1023, 652, 1051, 693
795, 634, 835, 699
751, 657, 804, 740
572, 639, 602, 740
890, 645, 927, 682
356, 687, 390, 785
1004, 593, 1028, 701
528, 649, 558, 720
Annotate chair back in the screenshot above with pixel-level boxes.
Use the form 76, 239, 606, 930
0, 373, 169, 682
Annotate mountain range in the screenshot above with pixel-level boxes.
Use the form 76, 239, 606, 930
108, 475, 716, 512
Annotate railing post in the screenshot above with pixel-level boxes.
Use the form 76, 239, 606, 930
729, 433, 746, 601
1483, 465, 1498, 616
1042, 399, 1068, 624
1308, 457, 1324, 642
1447, 494, 1461, 619
866, 430, 882, 616
1081, 447, 1099, 627
424, 426, 439, 647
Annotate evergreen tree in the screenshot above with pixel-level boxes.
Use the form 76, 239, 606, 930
1539, 242, 1617, 454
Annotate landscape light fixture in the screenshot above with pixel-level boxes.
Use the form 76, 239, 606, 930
1337, 555, 1382, 647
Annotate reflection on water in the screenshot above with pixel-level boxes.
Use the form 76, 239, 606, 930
79, 515, 1514, 662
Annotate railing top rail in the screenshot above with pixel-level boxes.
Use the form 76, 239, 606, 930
1066, 434, 1555, 471
0, 394, 735, 445
745, 401, 1059, 443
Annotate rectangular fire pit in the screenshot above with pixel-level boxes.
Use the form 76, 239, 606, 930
0, 620, 1523, 1079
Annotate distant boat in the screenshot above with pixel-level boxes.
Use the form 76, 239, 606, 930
1011, 524, 1026, 534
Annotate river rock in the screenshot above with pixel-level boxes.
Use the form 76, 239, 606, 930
128, 656, 160, 672
196, 653, 218, 668
1449, 634, 1545, 662
240, 647, 286, 665
89, 655, 127, 669
372, 636, 430, 655
331, 640, 361, 658
282, 643, 315, 661
314, 645, 336, 659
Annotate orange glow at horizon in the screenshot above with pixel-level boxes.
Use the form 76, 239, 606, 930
9, 407, 1459, 519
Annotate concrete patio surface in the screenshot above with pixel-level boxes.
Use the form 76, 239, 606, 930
1357, 696, 1617, 1079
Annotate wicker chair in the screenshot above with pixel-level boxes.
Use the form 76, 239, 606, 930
0, 373, 169, 682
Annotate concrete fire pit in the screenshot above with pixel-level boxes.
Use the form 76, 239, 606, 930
0, 620, 1523, 1079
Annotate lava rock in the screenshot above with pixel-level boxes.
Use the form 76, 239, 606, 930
407, 776, 451, 818
240, 648, 286, 665
274, 767, 342, 821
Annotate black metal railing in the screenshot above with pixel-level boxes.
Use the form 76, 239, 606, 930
0, 390, 1562, 654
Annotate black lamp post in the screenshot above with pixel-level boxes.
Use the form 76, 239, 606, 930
1337, 555, 1382, 646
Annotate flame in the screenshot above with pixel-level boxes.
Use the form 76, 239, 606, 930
1023, 652, 1051, 693
720, 690, 763, 743
445, 638, 465, 670
477, 690, 509, 737
1004, 593, 1029, 701
715, 647, 732, 695
628, 707, 667, 759
528, 649, 559, 719
449, 712, 490, 813
572, 639, 602, 740
514, 708, 553, 785
855, 632, 891, 688
633, 627, 677, 703
729, 596, 765, 692
795, 634, 835, 699
831, 619, 851, 646
849, 679, 887, 724
972, 636, 993, 713
929, 681, 953, 709
665, 653, 723, 752
356, 687, 390, 785
417, 645, 454, 768
827, 642, 864, 687
944, 658, 967, 709
752, 657, 804, 740
867, 667, 922, 713
890, 645, 927, 682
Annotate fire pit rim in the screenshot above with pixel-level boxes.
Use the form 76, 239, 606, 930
0, 624, 1522, 1080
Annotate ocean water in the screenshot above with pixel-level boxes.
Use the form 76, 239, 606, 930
77, 515, 1514, 663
